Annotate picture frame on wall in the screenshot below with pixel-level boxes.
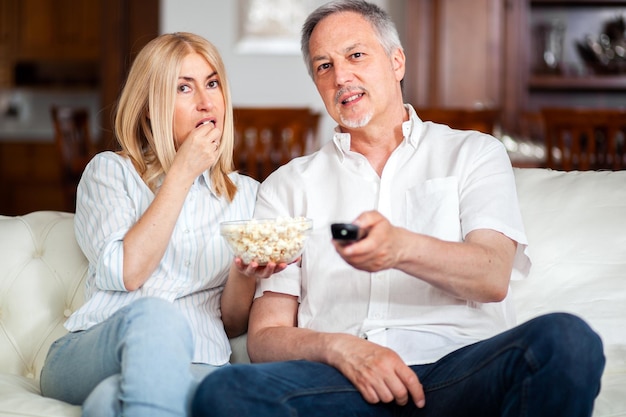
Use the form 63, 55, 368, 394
236, 0, 318, 55
235, 0, 386, 55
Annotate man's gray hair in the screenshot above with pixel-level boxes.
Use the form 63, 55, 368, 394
300, 0, 403, 78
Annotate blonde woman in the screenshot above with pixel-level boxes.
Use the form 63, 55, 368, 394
40, 32, 261, 417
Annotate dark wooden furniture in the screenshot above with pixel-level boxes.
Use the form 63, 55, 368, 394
541, 107, 626, 171
415, 108, 500, 135
0, 141, 64, 215
233, 107, 321, 182
402, 1, 626, 140
50, 106, 97, 212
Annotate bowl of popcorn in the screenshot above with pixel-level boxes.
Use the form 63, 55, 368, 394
220, 217, 313, 265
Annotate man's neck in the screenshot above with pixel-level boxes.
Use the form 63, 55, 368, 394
345, 105, 408, 176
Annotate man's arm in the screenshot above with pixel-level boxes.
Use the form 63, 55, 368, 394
247, 291, 425, 408
335, 211, 518, 303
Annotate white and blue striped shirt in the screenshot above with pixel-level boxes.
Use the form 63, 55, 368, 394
66, 151, 259, 365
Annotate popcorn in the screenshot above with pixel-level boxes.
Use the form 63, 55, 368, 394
220, 217, 312, 265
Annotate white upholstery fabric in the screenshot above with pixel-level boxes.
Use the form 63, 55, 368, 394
0, 168, 624, 416
0, 212, 83, 416
512, 168, 626, 417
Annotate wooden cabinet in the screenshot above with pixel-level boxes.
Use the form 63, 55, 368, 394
0, 0, 159, 215
0, 0, 17, 86
15, 0, 100, 61
403, 0, 626, 138
404, 0, 504, 111
0, 0, 100, 88
0, 142, 64, 215
525, 0, 626, 87
507, 0, 626, 135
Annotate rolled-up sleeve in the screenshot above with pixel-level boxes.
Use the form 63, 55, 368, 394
74, 153, 144, 292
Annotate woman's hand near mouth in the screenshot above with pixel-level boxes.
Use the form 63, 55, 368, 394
171, 118, 223, 182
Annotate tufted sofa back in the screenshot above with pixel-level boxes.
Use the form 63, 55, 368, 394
0, 211, 87, 381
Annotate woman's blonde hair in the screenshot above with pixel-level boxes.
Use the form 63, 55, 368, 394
114, 32, 237, 200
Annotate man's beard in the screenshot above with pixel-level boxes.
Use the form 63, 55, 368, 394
340, 109, 373, 129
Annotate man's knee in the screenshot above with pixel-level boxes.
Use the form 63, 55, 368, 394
532, 313, 605, 378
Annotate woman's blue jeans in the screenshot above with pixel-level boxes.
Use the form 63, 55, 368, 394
40, 297, 204, 417
192, 313, 605, 417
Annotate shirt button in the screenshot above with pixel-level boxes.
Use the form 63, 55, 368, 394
63, 309, 72, 318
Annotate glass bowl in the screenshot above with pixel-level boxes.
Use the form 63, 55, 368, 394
220, 217, 313, 265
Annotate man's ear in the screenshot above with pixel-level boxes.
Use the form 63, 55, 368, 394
392, 47, 406, 82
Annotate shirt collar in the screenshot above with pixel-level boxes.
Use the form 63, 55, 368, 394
404, 104, 422, 148
332, 127, 352, 160
199, 170, 219, 198
331, 103, 422, 158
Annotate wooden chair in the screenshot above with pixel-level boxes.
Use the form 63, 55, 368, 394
415, 107, 500, 135
233, 107, 321, 181
50, 106, 97, 212
541, 108, 626, 171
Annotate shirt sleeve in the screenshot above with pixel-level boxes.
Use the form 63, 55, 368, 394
252, 168, 304, 299
458, 136, 531, 281
73, 153, 141, 292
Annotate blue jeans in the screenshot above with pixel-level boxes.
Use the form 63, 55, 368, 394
40, 297, 203, 417
192, 313, 605, 417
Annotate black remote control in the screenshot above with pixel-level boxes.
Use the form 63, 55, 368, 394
331, 223, 364, 243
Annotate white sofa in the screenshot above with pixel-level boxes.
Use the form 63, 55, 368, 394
1, 167, 625, 417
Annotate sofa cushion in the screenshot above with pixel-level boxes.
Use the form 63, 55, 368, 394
512, 169, 626, 352
0, 374, 80, 416
512, 168, 626, 417
0, 211, 87, 381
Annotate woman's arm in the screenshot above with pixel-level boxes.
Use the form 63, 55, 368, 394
120, 164, 195, 290
220, 259, 288, 338
121, 123, 224, 290
220, 263, 256, 338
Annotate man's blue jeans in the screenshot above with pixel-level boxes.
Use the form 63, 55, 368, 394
40, 297, 199, 417
192, 313, 605, 417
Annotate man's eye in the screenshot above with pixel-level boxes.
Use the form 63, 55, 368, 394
317, 63, 331, 72
352, 52, 363, 59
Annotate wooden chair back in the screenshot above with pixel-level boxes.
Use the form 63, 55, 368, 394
415, 107, 500, 135
541, 108, 626, 171
50, 106, 96, 212
233, 107, 321, 181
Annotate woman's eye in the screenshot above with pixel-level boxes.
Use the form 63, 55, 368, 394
208, 80, 219, 89
178, 84, 191, 93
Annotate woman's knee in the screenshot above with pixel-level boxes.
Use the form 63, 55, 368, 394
82, 375, 122, 417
